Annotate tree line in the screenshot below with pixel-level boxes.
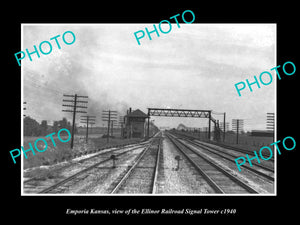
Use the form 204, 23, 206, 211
24, 116, 77, 136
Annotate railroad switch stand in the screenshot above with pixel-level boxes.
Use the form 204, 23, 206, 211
175, 155, 182, 171
110, 154, 118, 168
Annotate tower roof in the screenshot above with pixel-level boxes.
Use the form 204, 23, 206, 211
126, 109, 148, 118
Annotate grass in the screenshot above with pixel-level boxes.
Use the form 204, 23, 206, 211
90, 136, 141, 149
23, 136, 73, 169
23, 134, 143, 170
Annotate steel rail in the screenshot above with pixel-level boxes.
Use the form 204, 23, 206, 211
193, 139, 274, 172
110, 143, 153, 194
172, 131, 274, 162
166, 134, 224, 194
110, 137, 162, 194
199, 140, 274, 162
38, 144, 149, 194
151, 138, 162, 194
166, 133, 259, 194
24, 141, 149, 185
177, 136, 274, 181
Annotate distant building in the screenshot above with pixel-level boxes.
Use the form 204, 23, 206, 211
177, 123, 188, 130
123, 108, 148, 138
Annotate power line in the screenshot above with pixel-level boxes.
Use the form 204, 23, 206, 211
24, 78, 63, 96
23, 70, 85, 97
24, 68, 80, 94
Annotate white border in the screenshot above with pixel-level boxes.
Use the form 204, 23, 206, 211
21, 23, 277, 196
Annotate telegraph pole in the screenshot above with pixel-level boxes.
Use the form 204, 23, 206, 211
223, 112, 226, 142
119, 116, 124, 138
80, 115, 96, 143
23, 101, 27, 117
220, 121, 229, 142
236, 120, 239, 144
107, 110, 111, 142
111, 120, 114, 137
102, 110, 117, 143
266, 112, 275, 142
71, 94, 77, 146
232, 119, 244, 145
208, 111, 211, 140
62, 94, 88, 149
147, 109, 150, 139
266, 113, 275, 131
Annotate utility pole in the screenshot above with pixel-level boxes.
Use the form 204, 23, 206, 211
266, 113, 275, 131
119, 116, 124, 138
80, 115, 96, 143
23, 101, 27, 117
107, 111, 110, 142
236, 120, 239, 144
147, 109, 150, 139
266, 112, 275, 142
102, 110, 117, 143
111, 120, 114, 137
208, 111, 211, 140
232, 119, 244, 145
220, 121, 229, 141
62, 94, 88, 149
223, 112, 226, 142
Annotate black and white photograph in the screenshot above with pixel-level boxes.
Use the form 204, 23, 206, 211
21, 23, 276, 195
4, 4, 298, 221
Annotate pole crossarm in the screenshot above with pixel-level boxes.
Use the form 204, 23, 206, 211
62, 104, 88, 108
62, 110, 87, 113
148, 108, 212, 118
63, 100, 88, 103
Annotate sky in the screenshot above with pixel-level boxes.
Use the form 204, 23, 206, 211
22, 23, 276, 131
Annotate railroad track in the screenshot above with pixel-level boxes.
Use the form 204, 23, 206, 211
174, 135, 274, 181
109, 135, 162, 194
36, 142, 151, 194
166, 132, 259, 194
172, 131, 274, 162
24, 141, 149, 185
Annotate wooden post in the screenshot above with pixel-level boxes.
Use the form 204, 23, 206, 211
223, 112, 226, 142
236, 119, 239, 144
70, 94, 77, 149
107, 110, 111, 143
147, 109, 150, 139
208, 111, 211, 140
